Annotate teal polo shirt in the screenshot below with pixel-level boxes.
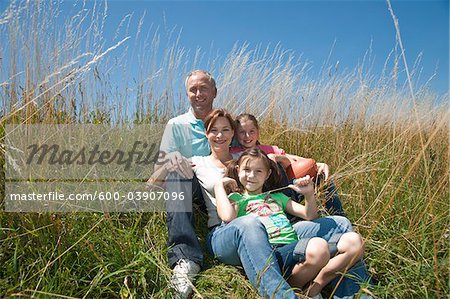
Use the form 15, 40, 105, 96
159, 108, 211, 158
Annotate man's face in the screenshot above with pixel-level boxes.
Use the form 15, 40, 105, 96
186, 72, 216, 119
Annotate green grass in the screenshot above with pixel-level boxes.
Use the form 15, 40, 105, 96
1, 1, 449, 298
1, 123, 447, 298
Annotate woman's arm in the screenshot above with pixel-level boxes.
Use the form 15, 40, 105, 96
315, 162, 330, 181
214, 177, 239, 223
285, 176, 319, 220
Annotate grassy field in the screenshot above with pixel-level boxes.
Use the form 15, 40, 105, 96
1, 1, 449, 298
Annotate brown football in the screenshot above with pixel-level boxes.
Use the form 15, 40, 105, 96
285, 158, 318, 181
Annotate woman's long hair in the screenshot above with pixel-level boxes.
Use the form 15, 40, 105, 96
225, 148, 282, 193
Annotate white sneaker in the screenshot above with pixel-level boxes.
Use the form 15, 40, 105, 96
171, 259, 201, 299
309, 294, 323, 299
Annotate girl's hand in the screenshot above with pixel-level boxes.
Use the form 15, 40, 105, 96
218, 177, 239, 192
289, 175, 314, 196
316, 162, 330, 181
214, 178, 239, 222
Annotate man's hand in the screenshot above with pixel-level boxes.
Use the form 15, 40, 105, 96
316, 162, 330, 181
164, 151, 194, 179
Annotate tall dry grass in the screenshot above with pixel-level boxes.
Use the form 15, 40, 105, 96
1, 1, 449, 298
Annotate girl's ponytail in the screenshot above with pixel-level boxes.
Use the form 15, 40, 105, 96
263, 158, 282, 192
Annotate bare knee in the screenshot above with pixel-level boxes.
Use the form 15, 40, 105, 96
337, 232, 364, 260
305, 237, 330, 268
289, 238, 330, 288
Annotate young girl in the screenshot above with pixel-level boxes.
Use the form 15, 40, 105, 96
231, 113, 345, 216
215, 148, 366, 298
214, 148, 331, 295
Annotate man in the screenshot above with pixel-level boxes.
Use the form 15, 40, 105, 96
156, 70, 216, 298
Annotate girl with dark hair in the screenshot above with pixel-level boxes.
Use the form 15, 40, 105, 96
232, 113, 345, 216
215, 148, 366, 298
215, 148, 330, 296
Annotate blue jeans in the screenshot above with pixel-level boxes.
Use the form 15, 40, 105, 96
207, 215, 298, 299
166, 173, 205, 268
293, 216, 372, 298
320, 178, 345, 217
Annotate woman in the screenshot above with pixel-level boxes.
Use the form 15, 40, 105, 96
190, 108, 298, 298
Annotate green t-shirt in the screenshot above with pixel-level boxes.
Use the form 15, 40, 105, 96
228, 192, 298, 245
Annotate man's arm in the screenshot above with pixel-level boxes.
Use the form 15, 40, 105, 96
147, 162, 170, 188
155, 151, 193, 178
156, 121, 193, 178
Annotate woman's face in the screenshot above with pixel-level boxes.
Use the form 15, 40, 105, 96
236, 120, 259, 149
206, 116, 234, 152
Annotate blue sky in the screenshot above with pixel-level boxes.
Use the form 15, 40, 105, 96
1, 0, 448, 95
99, 0, 448, 95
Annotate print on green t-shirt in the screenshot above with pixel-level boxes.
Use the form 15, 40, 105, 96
229, 192, 298, 245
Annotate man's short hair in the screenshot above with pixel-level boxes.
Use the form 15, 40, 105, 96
185, 70, 216, 91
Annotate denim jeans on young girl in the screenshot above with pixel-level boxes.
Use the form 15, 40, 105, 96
207, 215, 299, 299
293, 216, 372, 299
